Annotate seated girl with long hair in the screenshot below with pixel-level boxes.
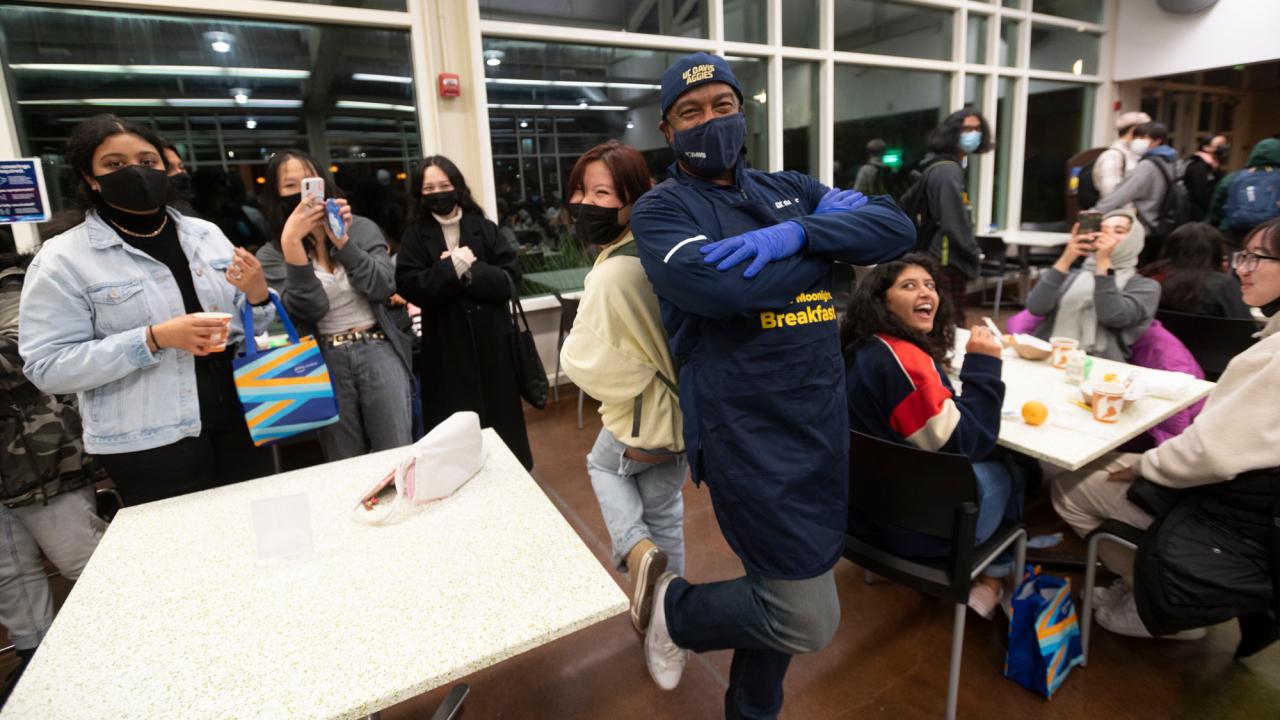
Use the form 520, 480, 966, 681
841, 252, 1022, 618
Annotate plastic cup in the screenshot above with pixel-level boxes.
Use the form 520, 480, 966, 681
195, 311, 232, 352
1050, 337, 1079, 369
1091, 382, 1126, 423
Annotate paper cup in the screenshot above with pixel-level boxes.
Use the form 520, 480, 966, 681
1050, 337, 1079, 369
195, 311, 232, 352
1091, 382, 1126, 423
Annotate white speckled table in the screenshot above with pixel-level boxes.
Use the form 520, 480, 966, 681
2, 429, 627, 720
953, 330, 1216, 471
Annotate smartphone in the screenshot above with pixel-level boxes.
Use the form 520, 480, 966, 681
301, 177, 325, 207
325, 198, 346, 238
1077, 210, 1102, 234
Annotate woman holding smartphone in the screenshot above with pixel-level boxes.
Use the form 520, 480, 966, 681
1021, 210, 1160, 362
256, 151, 413, 461
19, 114, 275, 504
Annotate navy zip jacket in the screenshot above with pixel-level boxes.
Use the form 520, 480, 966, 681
631, 161, 915, 579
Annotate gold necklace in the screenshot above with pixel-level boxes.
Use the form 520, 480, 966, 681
108, 214, 169, 239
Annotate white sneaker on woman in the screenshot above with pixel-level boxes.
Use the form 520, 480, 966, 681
1097, 592, 1207, 640
1091, 578, 1131, 609
645, 572, 687, 690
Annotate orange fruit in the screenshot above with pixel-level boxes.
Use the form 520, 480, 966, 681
1021, 401, 1049, 426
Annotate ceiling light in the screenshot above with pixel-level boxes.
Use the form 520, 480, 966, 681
484, 50, 504, 67
753, 90, 767, 104
352, 73, 412, 84
577, 99, 589, 108
232, 88, 250, 104
18, 97, 303, 109
256, 177, 265, 184
1072, 58, 1083, 76
329, 164, 339, 174
335, 100, 416, 113
9, 63, 309, 79
211, 40, 231, 53
626, 119, 635, 129
228, 150, 235, 158
245, 118, 257, 129
204, 31, 235, 54
519, 120, 528, 128
484, 78, 661, 91
486, 103, 628, 112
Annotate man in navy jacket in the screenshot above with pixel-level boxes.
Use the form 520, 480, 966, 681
631, 52, 915, 719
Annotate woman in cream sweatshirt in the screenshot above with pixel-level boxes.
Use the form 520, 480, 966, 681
1052, 217, 1280, 640
560, 141, 684, 634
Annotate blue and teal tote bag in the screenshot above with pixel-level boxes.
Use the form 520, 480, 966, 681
233, 294, 339, 446
1004, 565, 1085, 698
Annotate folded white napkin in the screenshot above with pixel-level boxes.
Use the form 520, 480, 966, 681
1132, 372, 1197, 400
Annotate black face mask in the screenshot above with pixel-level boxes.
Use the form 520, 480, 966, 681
94, 165, 170, 213
568, 203, 626, 246
169, 172, 195, 203
423, 190, 458, 216
279, 192, 303, 217
1215, 145, 1230, 162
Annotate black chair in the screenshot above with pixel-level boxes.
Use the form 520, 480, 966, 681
1155, 309, 1259, 381
1018, 221, 1070, 266
844, 431, 1027, 720
1079, 519, 1143, 667
552, 291, 585, 430
976, 235, 1018, 316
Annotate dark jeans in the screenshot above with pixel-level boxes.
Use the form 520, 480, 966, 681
96, 424, 273, 506
317, 337, 413, 461
665, 568, 839, 719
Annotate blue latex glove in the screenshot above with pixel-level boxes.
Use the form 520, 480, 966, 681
814, 188, 869, 215
700, 221, 807, 279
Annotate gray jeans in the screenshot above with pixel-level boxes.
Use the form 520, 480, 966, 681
0, 487, 105, 650
585, 428, 687, 575
318, 337, 413, 461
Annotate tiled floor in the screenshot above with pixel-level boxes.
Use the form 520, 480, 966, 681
4, 301, 1279, 718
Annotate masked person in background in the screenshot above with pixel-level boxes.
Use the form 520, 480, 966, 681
19, 114, 275, 506
395, 156, 532, 469
160, 141, 197, 217
1182, 134, 1229, 222
559, 141, 684, 634
629, 52, 915, 719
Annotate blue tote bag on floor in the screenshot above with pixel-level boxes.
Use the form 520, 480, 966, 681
1004, 565, 1085, 699
233, 294, 340, 446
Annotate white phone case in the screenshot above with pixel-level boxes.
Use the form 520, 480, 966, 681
301, 177, 324, 206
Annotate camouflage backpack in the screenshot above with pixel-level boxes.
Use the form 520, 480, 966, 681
1, 267, 92, 507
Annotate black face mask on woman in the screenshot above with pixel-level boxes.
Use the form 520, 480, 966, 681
422, 190, 458, 216
568, 203, 626, 246
94, 165, 171, 213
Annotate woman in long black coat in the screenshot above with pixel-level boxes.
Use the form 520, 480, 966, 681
395, 156, 533, 469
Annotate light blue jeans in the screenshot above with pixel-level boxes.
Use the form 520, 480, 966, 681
585, 428, 687, 575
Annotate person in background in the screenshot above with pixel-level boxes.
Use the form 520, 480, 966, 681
395, 155, 533, 469
1093, 122, 1179, 262
1051, 218, 1280, 650
0, 252, 106, 709
842, 253, 1020, 618
629, 52, 915, 718
1023, 210, 1158, 362
909, 109, 994, 326
255, 150, 413, 461
558, 140, 685, 634
853, 138, 888, 196
1208, 138, 1280, 250
1141, 222, 1251, 319
1092, 111, 1152, 202
1183, 134, 1229, 221
160, 141, 197, 217
19, 114, 275, 505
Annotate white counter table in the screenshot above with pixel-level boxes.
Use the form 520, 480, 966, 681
2, 429, 627, 720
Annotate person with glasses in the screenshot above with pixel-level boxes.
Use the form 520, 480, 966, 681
1051, 217, 1280, 652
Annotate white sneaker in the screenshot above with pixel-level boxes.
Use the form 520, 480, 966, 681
1096, 592, 1207, 641
645, 572, 687, 690
1091, 578, 1131, 609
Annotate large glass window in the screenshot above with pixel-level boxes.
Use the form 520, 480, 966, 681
833, 65, 947, 197
283, 0, 406, 8
966, 14, 989, 65
965, 75, 988, 226
0, 5, 419, 244
999, 19, 1020, 66
479, 0, 708, 38
1022, 80, 1094, 225
1030, 24, 1100, 76
784, 1, 821, 49
783, 60, 819, 176
724, 0, 767, 45
834, 0, 953, 62
727, 57, 770, 170
994, 77, 1015, 229
1033, 0, 1103, 24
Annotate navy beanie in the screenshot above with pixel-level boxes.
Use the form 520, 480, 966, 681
659, 52, 743, 119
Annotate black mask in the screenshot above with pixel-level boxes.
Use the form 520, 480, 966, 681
168, 171, 195, 204
1261, 296, 1280, 318
94, 165, 170, 213
423, 190, 458, 217
279, 192, 303, 217
1214, 144, 1230, 162
569, 203, 626, 246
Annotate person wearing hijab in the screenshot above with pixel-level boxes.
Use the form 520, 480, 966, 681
1022, 210, 1160, 362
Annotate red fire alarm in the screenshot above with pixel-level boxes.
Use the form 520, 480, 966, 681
438, 73, 461, 98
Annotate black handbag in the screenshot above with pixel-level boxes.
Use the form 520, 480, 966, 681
506, 275, 549, 410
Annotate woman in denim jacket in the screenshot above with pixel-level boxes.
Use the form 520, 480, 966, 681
19, 115, 275, 505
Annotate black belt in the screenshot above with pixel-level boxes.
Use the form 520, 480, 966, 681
322, 329, 387, 347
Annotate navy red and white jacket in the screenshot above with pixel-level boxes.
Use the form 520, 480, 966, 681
845, 334, 1004, 461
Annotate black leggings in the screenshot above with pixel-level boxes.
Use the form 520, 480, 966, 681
96, 423, 273, 506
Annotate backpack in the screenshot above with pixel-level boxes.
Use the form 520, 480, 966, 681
1146, 157, 1195, 240
1223, 166, 1280, 232
899, 158, 959, 253
1076, 147, 1120, 210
